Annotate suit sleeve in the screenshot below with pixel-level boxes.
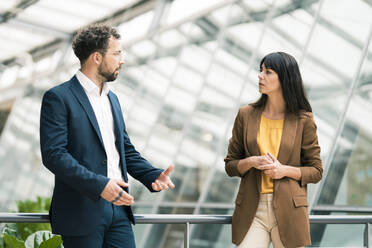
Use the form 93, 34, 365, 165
299, 113, 323, 186
224, 108, 246, 177
123, 124, 163, 192
40, 90, 109, 201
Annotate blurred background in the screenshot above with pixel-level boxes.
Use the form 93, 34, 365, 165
0, 0, 371, 247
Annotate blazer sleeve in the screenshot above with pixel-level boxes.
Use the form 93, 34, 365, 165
299, 113, 323, 186
40, 90, 109, 202
224, 108, 246, 177
123, 124, 163, 192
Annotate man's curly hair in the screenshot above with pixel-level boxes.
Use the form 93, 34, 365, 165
72, 24, 120, 65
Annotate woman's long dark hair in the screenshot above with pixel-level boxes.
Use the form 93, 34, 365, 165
252, 52, 312, 115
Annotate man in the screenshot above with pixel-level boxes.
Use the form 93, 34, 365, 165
40, 24, 175, 248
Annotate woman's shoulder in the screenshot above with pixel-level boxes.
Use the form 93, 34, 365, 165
238, 104, 259, 115
298, 110, 314, 120
298, 111, 317, 128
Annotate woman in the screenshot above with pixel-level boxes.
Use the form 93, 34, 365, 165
224, 52, 322, 248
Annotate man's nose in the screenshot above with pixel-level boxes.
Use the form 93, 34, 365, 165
120, 52, 125, 65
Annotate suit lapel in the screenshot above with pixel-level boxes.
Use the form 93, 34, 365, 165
277, 112, 298, 165
69, 76, 105, 149
107, 91, 122, 149
247, 106, 263, 157
274, 112, 298, 192
247, 106, 264, 192
107, 91, 128, 182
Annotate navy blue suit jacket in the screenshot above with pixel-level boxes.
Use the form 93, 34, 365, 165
40, 76, 163, 236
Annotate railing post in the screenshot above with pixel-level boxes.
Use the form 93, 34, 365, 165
184, 222, 190, 248
364, 223, 370, 248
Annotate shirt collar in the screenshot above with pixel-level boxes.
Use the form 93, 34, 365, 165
76, 70, 110, 96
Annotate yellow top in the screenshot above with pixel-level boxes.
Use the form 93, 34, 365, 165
257, 114, 284, 194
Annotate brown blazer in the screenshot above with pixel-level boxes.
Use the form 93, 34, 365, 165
225, 105, 323, 248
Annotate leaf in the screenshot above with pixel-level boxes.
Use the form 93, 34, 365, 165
2, 226, 18, 237
39, 235, 63, 248
2, 234, 25, 248
16, 197, 52, 240
0, 235, 5, 248
24, 231, 53, 248
2, 224, 22, 242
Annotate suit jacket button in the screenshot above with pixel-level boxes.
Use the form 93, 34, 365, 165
102, 159, 107, 165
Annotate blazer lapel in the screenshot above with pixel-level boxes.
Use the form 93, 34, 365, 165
107, 91, 123, 149
277, 112, 298, 165
107, 91, 128, 182
247, 106, 263, 157
247, 106, 264, 192
69, 76, 105, 149
274, 112, 298, 192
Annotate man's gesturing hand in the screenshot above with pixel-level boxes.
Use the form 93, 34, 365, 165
100, 179, 134, 206
152, 164, 175, 191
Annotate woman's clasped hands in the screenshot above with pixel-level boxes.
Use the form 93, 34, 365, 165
257, 153, 287, 179
240, 153, 287, 179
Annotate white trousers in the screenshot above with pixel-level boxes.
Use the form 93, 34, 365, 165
237, 194, 304, 248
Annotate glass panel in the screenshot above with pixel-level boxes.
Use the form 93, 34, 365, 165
17, 5, 89, 32
0, 85, 52, 211
191, 208, 234, 248
312, 25, 372, 246
205, 171, 239, 203
316, 38, 372, 208
311, 222, 367, 247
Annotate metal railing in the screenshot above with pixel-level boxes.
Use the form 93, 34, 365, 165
0, 213, 371, 248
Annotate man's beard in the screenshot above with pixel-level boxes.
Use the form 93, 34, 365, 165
98, 64, 119, 82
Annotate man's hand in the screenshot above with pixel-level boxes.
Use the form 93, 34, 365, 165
100, 179, 134, 206
257, 152, 286, 179
152, 164, 175, 191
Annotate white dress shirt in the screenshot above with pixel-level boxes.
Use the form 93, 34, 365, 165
76, 70, 123, 180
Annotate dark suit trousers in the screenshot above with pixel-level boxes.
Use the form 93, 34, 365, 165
62, 201, 135, 248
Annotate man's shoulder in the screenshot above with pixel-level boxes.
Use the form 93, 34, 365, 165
44, 77, 75, 98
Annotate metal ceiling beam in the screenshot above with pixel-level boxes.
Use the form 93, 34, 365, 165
126, 14, 349, 94
1, 0, 157, 66
304, 7, 372, 62
6, 19, 71, 39
148, 0, 173, 32
0, 0, 39, 23
229, 0, 319, 26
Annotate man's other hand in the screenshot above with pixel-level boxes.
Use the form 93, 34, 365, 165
101, 179, 134, 206
152, 164, 175, 191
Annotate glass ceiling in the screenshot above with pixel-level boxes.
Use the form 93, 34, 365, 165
0, 0, 372, 246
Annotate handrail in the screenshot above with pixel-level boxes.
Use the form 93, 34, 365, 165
0, 214, 371, 247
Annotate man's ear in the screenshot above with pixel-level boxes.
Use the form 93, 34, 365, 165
91, 52, 102, 65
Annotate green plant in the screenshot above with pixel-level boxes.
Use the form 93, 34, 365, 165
16, 197, 51, 240
1, 228, 63, 248
0, 197, 63, 248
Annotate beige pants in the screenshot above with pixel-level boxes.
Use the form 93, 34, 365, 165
237, 194, 304, 248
